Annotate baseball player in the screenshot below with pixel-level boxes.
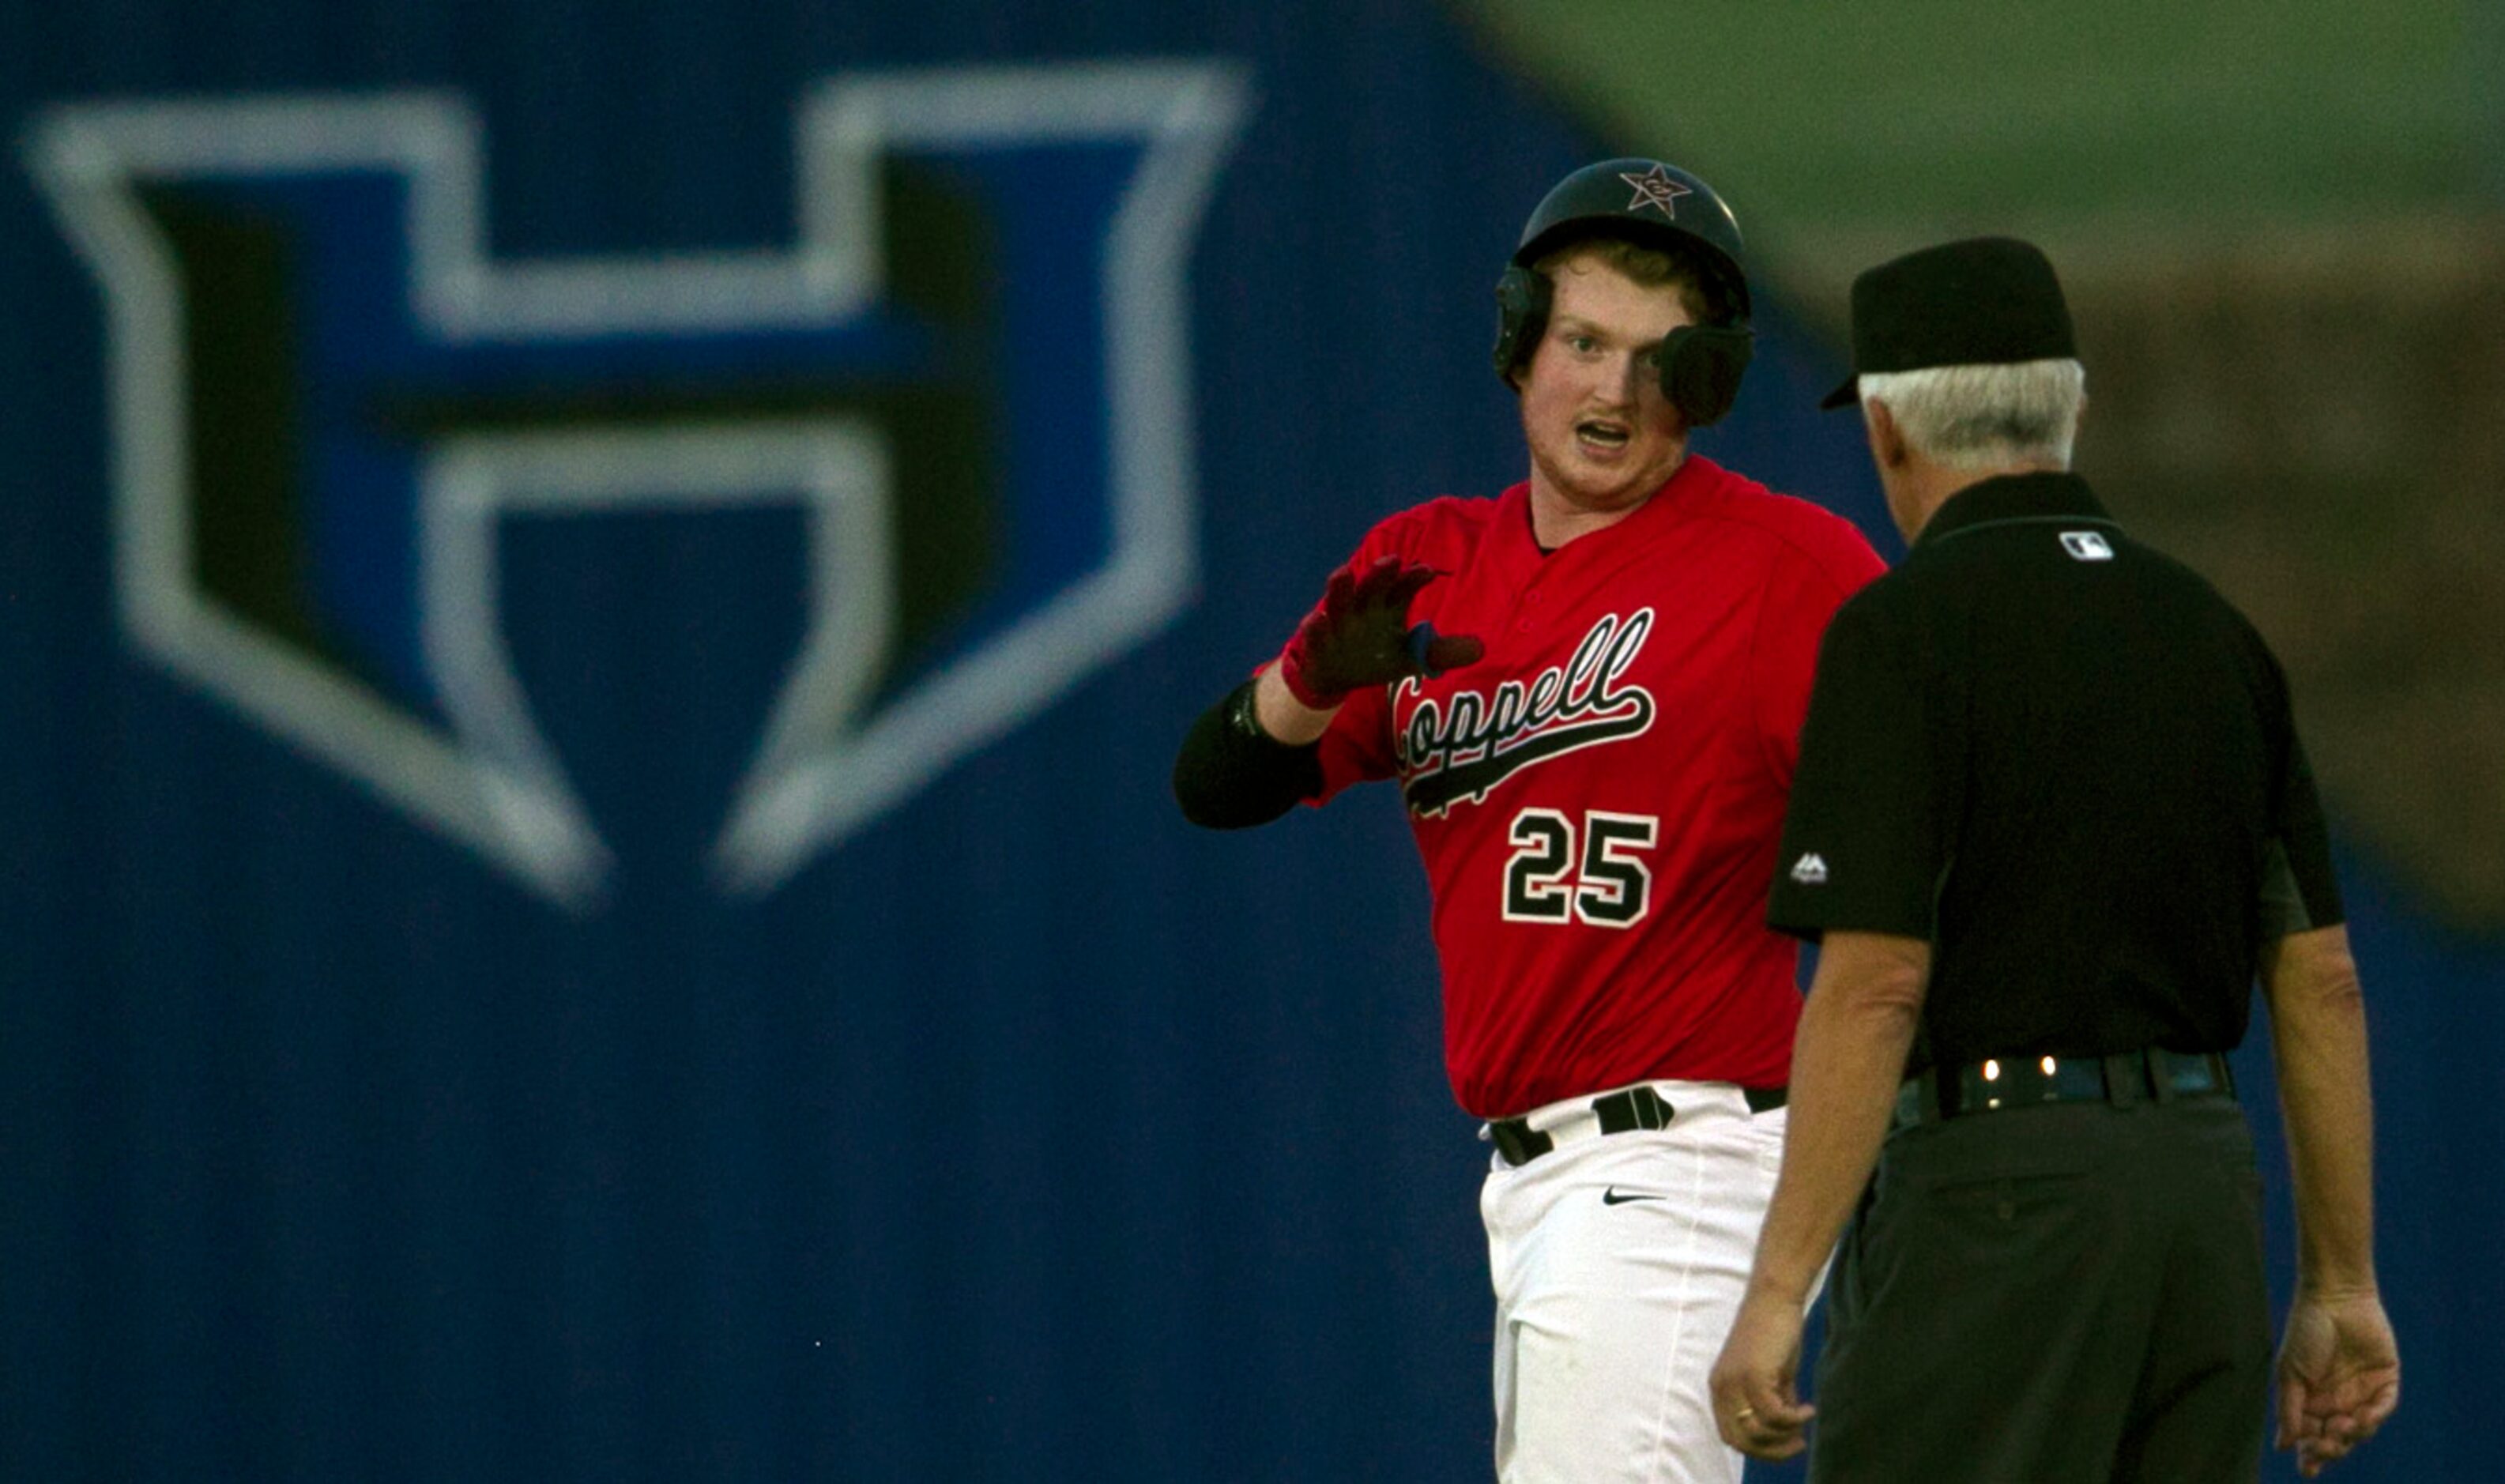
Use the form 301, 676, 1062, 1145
1173, 160, 1884, 1482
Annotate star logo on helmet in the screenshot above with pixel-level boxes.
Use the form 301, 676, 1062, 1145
1619, 164, 1692, 218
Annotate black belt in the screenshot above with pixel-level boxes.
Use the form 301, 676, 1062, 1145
1490, 1083, 1788, 1166
1892, 1047, 2235, 1131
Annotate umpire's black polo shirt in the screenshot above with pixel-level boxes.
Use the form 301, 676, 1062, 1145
1768, 471, 2345, 1074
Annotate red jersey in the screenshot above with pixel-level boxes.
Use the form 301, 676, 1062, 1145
1311, 454, 1884, 1118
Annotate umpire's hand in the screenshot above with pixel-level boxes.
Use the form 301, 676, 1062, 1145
2275, 1288, 2400, 1477
1709, 1286, 1815, 1460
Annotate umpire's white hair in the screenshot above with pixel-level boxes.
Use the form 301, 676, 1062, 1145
1856, 358, 2086, 470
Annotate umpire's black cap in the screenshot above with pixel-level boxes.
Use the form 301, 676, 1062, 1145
1819, 236, 2077, 409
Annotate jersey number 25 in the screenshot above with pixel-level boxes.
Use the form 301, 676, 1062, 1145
1501, 808, 1657, 927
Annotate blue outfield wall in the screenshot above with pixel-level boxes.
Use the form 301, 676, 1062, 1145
0, 0, 2490, 1478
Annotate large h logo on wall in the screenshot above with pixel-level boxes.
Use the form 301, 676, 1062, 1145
27, 64, 1249, 909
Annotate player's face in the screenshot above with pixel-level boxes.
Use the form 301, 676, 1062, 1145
1518, 251, 1696, 531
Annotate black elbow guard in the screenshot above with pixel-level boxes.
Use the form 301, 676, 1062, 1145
1172, 680, 1325, 829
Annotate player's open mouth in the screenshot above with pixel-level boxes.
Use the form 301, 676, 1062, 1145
1576, 420, 1631, 450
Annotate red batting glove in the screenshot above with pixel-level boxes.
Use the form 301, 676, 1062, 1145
1275, 555, 1485, 709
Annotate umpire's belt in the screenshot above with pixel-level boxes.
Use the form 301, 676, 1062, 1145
1892, 1047, 2234, 1131
1488, 1082, 1788, 1166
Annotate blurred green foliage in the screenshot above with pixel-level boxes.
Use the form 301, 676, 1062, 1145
1457, 0, 2483, 255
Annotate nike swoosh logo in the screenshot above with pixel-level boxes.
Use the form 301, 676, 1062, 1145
1602, 1187, 1664, 1205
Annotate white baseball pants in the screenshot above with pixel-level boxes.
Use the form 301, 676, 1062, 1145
1481, 1081, 1790, 1484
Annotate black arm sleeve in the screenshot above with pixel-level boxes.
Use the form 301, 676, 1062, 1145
1172, 679, 1325, 830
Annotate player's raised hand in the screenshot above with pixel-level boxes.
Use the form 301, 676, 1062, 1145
1275, 555, 1483, 709
2274, 1289, 2399, 1476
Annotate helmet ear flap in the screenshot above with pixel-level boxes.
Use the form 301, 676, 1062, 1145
1497, 259, 1754, 422
1660, 321, 1754, 427
1491, 265, 1552, 384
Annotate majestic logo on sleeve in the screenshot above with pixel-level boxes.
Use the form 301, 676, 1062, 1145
1396, 609, 1656, 817
25, 67, 1249, 910
2060, 530, 2115, 562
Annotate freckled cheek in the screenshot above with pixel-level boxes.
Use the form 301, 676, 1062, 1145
1633, 397, 1681, 445
1521, 360, 1592, 417
1522, 388, 1575, 446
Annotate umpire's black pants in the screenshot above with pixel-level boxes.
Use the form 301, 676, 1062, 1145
1808, 1098, 2270, 1483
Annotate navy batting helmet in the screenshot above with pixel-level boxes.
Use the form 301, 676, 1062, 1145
1492, 158, 1754, 426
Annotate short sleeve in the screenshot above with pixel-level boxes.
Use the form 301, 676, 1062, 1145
1750, 516, 1887, 788
1308, 679, 1398, 803
1766, 589, 1945, 940
2264, 714, 2345, 934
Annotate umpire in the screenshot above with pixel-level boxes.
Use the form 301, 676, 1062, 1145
1707, 238, 2400, 1480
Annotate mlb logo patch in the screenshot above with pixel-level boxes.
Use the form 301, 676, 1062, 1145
2060, 530, 2115, 562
